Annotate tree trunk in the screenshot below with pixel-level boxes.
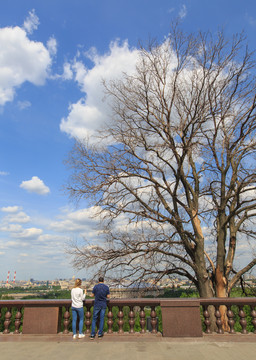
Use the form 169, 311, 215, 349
194, 244, 217, 332
197, 277, 217, 332
216, 265, 229, 332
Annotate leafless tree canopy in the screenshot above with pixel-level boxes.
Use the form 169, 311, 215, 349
66, 25, 256, 298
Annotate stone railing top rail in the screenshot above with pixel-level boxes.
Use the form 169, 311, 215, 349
199, 297, 256, 306
0, 298, 161, 307
0, 297, 255, 307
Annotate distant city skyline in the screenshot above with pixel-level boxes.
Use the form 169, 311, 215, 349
1, 1, 256, 280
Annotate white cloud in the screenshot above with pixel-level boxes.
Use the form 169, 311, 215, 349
72, 60, 87, 86
62, 63, 73, 80
1, 206, 21, 213
245, 13, 256, 27
60, 41, 139, 141
0, 25, 52, 106
0, 171, 9, 176
20, 176, 50, 195
17, 100, 31, 110
60, 99, 103, 140
49, 207, 100, 235
23, 9, 40, 34
1, 223, 43, 239
51, 62, 74, 81
47, 36, 57, 56
0, 223, 23, 233
3, 211, 31, 224
5, 240, 30, 247
179, 4, 187, 19
38, 234, 69, 244
168, 8, 175, 14
18, 227, 43, 238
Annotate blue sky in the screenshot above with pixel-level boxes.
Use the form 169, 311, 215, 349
0, 0, 256, 281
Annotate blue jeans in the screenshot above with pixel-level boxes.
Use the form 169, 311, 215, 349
91, 307, 106, 336
71, 306, 84, 335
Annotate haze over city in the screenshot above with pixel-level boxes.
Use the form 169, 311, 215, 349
1, 0, 256, 281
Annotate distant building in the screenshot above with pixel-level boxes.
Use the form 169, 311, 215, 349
110, 287, 164, 299
59, 279, 90, 290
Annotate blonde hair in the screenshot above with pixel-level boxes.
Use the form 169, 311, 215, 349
74, 278, 82, 288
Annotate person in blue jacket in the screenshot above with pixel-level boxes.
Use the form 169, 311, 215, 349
90, 276, 110, 339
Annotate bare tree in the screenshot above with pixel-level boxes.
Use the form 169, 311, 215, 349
66, 25, 256, 307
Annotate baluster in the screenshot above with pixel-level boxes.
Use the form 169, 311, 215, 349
238, 306, 248, 334
117, 306, 124, 333
14, 307, 22, 334
107, 306, 113, 334
3, 308, 12, 334
85, 305, 91, 334
150, 306, 157, 333
215, 306, 224, 334
227, 305, 235, 334
251, 306, 256, 334
128, 306, 135, 333
203, 305, 211, 334
139, 307, 146, 333
63, 306, 70, 334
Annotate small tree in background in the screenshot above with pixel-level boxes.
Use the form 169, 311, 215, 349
66, 25, 256, 316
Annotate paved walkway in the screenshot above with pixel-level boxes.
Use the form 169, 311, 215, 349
0, 334, 255, 360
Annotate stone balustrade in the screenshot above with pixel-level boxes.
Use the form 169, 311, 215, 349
200, 298, 256, 335
0, 298, 255, 337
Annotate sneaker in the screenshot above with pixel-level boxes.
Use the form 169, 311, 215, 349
90, 335, 95, 340
98, 334, 103, 339
78, 334, 85, 339
73, 334, 77, 339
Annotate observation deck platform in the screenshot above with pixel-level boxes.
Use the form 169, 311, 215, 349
0, 333, 255, 360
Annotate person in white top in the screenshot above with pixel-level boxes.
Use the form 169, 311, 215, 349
71, 278, 86, 339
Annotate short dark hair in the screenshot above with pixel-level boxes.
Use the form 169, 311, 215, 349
99, 276, 104, 283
